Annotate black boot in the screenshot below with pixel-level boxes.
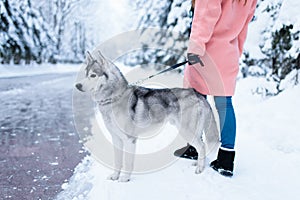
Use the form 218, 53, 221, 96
174, 143, 198, 160
210, 148, 235, 177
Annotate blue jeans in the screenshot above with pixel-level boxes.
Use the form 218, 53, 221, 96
214, 96, 236, 149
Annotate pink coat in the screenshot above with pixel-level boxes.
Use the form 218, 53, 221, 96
184, 0, 257, 96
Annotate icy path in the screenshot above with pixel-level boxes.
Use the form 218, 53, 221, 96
0, 70, 86, 199
56, 77, 300, 200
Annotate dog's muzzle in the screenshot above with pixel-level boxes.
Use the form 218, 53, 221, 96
75, 83, 84, 92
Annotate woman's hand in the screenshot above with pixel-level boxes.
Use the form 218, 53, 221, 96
187, 53, 204, 66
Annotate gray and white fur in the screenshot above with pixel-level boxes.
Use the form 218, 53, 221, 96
75, 51, 220, 182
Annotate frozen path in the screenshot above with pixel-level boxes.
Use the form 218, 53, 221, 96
0, 71, 86, 199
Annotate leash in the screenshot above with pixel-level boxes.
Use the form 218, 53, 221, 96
130, 60, 188, 86
129, 53, 204, 86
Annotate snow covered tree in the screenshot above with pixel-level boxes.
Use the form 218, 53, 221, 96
71, 21, 87, 63
30, 0, 83, 62
50, 0, 82, 61
239, 0, 300, 96
271, 25, 294, 78
261, 24, 299, 95
125, 0, 192, 69
0, 0, 85, 64
0, 0, 56, 64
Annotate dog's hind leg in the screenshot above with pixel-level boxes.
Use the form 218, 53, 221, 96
119, 137, 137, 182
177, 125, 206, 173
178, 111, 206, 174
108, 136, 124, 181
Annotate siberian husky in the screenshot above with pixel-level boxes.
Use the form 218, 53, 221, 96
75, 51, 219, 182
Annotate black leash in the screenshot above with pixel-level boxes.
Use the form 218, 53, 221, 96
129, 53, 204, 86
149, 60, 189, 78
129, 60, 188, 86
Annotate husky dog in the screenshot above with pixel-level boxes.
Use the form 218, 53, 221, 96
75, 51, 219, 182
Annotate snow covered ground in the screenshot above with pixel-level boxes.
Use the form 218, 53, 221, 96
0, 64, 81, 78
56, 69, 300, 200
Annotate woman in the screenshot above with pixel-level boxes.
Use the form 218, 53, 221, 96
175, 0, 257, 177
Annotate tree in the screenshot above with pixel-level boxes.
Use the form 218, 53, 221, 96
241, 0, 300, 96
263, 24, 299, 94
126, 0, 192, 69
0, 0, 57, 64
71, 21, 86, 63
51, 0, 81, 61
0, 0, 84, 64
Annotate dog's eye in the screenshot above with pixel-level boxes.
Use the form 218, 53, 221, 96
90, 74, 97, 78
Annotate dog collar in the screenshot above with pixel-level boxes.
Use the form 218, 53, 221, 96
97, 89, 127, 106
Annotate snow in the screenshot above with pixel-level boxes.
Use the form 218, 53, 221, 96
244, 0, 300, 59
169, 0, 192, 34
0, 64, 81, 78
275, 0, 300, 56
2, 0, 299, 199
56, 69, 300, 200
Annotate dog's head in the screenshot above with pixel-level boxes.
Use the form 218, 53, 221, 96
75, 51, 109, 93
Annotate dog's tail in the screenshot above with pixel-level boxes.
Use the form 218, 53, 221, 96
204, 110, 220, 156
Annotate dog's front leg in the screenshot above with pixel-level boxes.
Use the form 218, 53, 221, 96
108, 136, 123, 181
118, 138, 137, 182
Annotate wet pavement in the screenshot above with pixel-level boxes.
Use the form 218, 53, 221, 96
0, 72, 87, 200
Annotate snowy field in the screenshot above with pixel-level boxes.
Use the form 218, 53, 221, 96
56, 67, 300, 200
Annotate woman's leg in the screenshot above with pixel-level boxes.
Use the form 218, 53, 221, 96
210, 96, 236, 177
214, 96, 236, 149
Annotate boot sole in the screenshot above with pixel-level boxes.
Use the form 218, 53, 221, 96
211, 165, 233, 177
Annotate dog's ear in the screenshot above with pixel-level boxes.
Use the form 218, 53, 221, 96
86, 51, 94, 64
97, 50, 105, 59
97, 50, 107, 65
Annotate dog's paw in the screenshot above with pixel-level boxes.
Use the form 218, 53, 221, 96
107, 172, 120, 181
195, 166, 204, 174
118, 175, 131, 183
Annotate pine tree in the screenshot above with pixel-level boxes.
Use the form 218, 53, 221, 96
0, 0, 56, 64
272, 24, 299, 93
247, 0, 300, 96
0, 0, 83, 64
126, 0, 192, 69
